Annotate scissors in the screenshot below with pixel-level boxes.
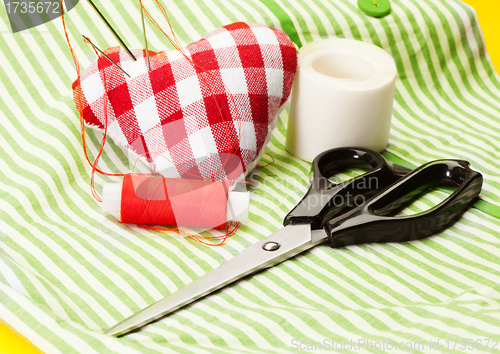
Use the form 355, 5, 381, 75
105, 147, 483, 336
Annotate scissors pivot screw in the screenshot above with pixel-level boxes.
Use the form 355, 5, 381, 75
262, 242, 281, 251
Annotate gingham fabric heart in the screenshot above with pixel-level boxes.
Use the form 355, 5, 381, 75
73, 22, 297, 180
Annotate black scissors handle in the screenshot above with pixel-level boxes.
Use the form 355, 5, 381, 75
325, 159, 483, 247
284, 147, 483, 247
284, 147, 409, 230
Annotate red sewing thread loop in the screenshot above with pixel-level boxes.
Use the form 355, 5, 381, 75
258, 153, 276, 169
62, 5, 125, 203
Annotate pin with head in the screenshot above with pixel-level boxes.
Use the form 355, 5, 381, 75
86, 0, 137, 61
82, 35, 131, 77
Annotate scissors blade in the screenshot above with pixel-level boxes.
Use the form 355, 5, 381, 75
105, 224, 327, 336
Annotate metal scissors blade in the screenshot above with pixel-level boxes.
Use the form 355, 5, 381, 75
105, 224, 327, 336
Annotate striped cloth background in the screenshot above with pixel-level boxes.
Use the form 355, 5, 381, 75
1, 0, 500, 353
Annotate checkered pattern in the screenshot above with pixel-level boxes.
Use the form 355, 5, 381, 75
73, 22, 297, 180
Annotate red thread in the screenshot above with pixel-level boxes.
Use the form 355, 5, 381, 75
61, 3, 125, 203
141, 222, 240, 247
121, 174, 228, 229
258, 153, 275, 168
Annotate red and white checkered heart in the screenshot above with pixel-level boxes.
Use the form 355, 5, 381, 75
73, 22, 297, 180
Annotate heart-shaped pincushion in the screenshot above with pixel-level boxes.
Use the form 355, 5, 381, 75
73, 22, 297, 180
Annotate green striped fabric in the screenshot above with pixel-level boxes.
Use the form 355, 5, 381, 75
1, 0, 500, 352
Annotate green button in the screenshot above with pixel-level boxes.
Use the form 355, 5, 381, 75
358, 0, 391, 18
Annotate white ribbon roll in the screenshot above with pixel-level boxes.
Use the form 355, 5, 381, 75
286, 38, 397, 162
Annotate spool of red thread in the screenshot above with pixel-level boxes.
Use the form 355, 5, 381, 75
101, 174, 250, 228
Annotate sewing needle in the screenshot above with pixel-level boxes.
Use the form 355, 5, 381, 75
140, 3, 151, 72
83, 36, 131, 77
86, 0, 137, 61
